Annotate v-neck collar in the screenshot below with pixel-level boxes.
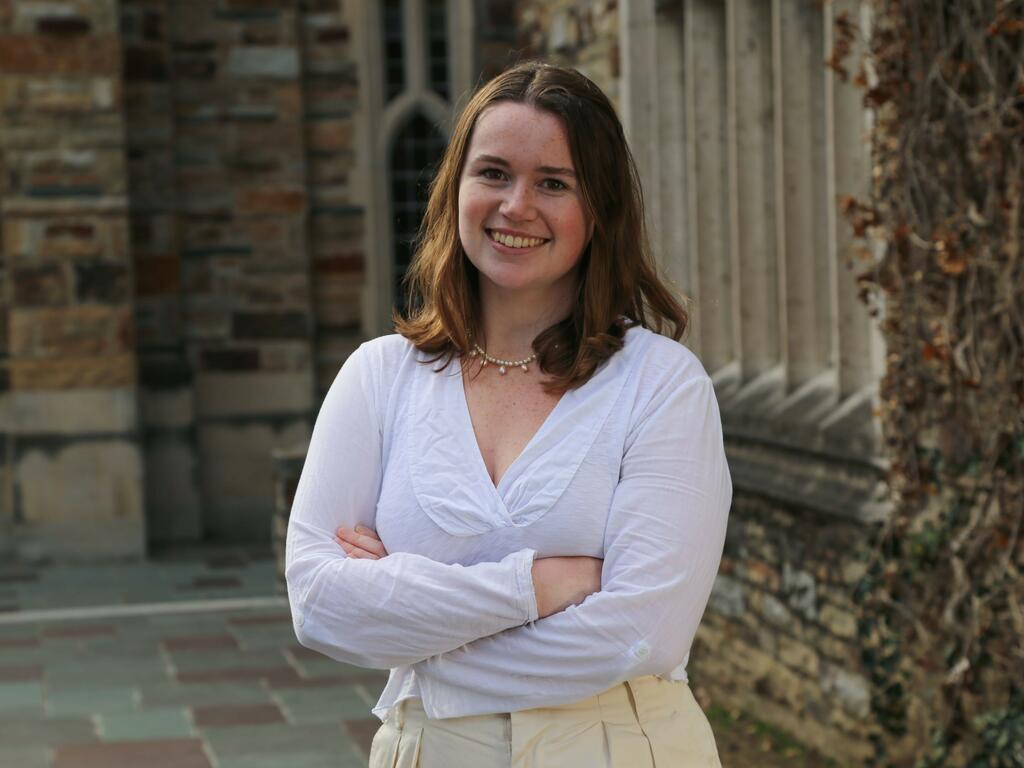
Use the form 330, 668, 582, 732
407, 328, 646, 537
454, 359, 567, 493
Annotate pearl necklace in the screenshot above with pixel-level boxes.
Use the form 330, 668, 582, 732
470, 343, 537, 375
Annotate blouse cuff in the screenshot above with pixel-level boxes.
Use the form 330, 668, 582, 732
514, 548, 539, 624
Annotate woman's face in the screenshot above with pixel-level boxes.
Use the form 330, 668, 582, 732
458, 102, 593, 304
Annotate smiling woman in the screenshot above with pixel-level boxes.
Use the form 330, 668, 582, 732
285, 61, 731, 768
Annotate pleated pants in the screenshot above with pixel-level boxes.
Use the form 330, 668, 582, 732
368, 675, 722, 768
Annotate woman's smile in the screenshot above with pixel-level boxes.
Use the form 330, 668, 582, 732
485, 228, 551, 252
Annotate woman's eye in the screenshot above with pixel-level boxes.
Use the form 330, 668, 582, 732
541, 178, 568, 192
480, 168, 506, 181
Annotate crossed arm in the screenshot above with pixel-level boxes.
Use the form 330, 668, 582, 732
335, 524, 604, 621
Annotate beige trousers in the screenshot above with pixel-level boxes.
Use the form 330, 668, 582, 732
368, 675, 722, 768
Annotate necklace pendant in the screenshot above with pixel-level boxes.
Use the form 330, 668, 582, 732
521, 363, 529, 372
498, 365, 507, 375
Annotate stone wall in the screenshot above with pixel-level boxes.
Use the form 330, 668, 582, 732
122, 0, 201, 545
0, 0, 372, 556
515, 0, 619, 107
0, 0, 145, 558
517, 3, 878, 763
164, 0, 315, 542
697, 494, 875, 762
125, 0, 367, 547
299, 0, 363, 398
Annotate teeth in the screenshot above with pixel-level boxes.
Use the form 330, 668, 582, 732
491, 231, 545, 248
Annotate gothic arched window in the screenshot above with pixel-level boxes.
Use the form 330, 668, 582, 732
359, 0, 474, 333
389, 113, 446, 314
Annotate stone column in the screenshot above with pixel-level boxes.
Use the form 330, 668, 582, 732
121, 0, 204, 545
299, 0, 364, 399
168, 0, 314, 542
0, 0, 145, 558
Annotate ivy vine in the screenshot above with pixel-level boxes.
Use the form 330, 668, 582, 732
831, 1, 1023, 765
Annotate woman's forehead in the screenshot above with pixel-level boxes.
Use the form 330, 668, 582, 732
467, 102, 575, 169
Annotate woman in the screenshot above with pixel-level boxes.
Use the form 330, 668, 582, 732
285, 61, 731, 767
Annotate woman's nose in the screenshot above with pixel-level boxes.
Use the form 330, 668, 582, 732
499, 182, 536, 220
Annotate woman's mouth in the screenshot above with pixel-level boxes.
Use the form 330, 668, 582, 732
486, 229, 549, 250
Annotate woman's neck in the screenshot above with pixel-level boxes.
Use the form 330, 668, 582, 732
476, 279, 577, 359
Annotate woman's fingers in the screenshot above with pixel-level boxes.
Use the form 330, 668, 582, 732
335, 526, 388, 558
335, 535, 379, 559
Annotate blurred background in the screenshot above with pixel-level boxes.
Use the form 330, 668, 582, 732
1, 0, 1020, 767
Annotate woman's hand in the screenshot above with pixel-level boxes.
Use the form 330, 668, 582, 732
531, 556, 603, 619
335, 525, 389, 559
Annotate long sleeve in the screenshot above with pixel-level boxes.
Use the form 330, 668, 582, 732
285, 342, 539, 670
411, 375, 731, 717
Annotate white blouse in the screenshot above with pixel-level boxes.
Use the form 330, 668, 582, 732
285, 325, 731, 721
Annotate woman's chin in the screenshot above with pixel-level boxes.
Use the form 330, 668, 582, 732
478, 269, 541, 294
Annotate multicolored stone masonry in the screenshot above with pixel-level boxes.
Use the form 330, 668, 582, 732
1, 0, 144, 558
1, 0, 372, 556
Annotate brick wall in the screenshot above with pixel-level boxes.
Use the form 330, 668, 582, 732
0, 0, 145, 557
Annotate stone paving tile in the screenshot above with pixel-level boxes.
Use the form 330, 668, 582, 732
96, 708, 194, 741
204, 554, 249, 569
67, 639, 164, 662
175, 666, 297, 685
1, 550, 385, 768
138, 615, 235, 635
41, 625, 117, 640
46, 686, 138, 717
193, 703, 286, 728
0, 681, 45, 714
0, 633, 38, 647
139, 681, 273, 709
231, 622, 298, 651
201, 722, 350, 759
178, 575, 244, 590
0, 647, 46, 667
217, 749, 367, 768
227, 613, 292, 627
168, 648, 288, 674
285, 646, 371, 679
44, 659, 168, 690
6, 547, 275, 612
162, 634, 239, 652
0, 746, 51, 768
0, 715, 97, 748
53, 738, 212, 768
0, 662, 43, 682
267, 671, 388, 690
274, 684, 376, 724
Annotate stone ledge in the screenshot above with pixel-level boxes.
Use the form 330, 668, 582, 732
9, 517, 145, 561
725, 435, 888, 525
714, 365, 888, 525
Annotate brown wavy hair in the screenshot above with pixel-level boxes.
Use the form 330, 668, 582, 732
395, 61, 688, 393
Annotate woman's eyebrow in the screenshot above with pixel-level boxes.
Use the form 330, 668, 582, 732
472, 154, 577, 178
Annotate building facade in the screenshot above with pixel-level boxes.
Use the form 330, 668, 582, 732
1, 0, 888, 759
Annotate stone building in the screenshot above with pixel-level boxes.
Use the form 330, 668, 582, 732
1, 0, 886, 761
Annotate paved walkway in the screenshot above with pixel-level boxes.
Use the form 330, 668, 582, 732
0, 547, 386, 768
